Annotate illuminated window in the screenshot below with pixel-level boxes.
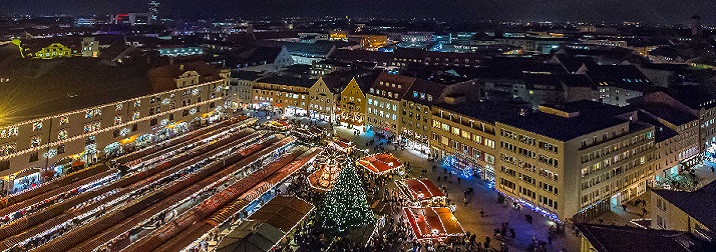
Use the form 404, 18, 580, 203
59, 116, 69, 125
114, 115, 122, 125
132, 111, 141, 120
116, 104, 123, 111
134, 100, 141, 107
58, 129, 68, 140
30, 135, 41, 147
33, 122, 42, 132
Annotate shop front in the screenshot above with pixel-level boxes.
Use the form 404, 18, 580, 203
11, 168, 42, 194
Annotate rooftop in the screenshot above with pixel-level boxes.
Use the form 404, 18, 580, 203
576, 224, 713, 252
0, 58, 154, 127
435, 101, 525, 124
256, 75, 316, 88
653, 180, 716, 233
499, 100, 639, 141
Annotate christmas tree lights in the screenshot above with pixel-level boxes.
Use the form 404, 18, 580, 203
317, 161, 374, 233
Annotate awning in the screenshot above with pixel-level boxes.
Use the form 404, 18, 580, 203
403, 207, 464, 241
217, 220, 285, 252
356, 153, 402, 174
399, 179, 445, 202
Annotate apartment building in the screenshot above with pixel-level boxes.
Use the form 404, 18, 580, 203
365, 73, 416, 133
495, 101, 655, 222
251, 75, 314, 116
651, 180, 716, 241
629, 92, 701, 181
0, 61, 229, 194
308, 77, 342, 122
400, 78, 480, 153
430, 101, 523, 182
229, 70, 261, 109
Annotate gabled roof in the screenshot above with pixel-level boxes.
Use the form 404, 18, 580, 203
369, 72, 417, 100
403, 79, 447, 105
576, 224, 713, 252
560, 74, 596, 88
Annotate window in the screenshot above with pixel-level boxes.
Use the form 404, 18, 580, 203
150, 118, 158, 126
134, 100, 141, 107
57, 144, 65, 154
30, 135, 41, 147
60, 116, 69, 125
58, 129, 68, 140
132, 111, 141, 120
114, 115, 122, 126
29, 152, 39, 163
33, 121, 42, 132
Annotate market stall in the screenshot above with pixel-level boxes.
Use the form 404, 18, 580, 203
308, 149, 347, 192
262, 120, 290, 131
328, 137, 354, 154
395, 179, 446, 207
403, 207, 465, 241
356, 153, 402, 175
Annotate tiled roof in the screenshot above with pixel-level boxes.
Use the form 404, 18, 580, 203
0, 57, 153, 127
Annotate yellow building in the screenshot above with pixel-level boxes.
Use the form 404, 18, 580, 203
329, 30, 348, 41
651, 181, 716, 241
339, 78, 367, 128
349, 34, 389, 49
31, 43, 74, 59
308, 77, 341, 122
252, 75, 313, 116
430, 101, 519, 182
495, 101, 655, 222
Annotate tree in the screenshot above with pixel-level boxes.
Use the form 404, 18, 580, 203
317, 161, 373, 233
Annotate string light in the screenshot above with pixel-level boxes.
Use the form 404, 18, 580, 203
317, 160, 374, 232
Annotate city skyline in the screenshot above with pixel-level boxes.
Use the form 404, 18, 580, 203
2, 0, 716, 25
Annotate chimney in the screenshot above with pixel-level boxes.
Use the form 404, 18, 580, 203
179, 64, 185, 72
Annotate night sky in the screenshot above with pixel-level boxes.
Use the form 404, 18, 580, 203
1, 0, 714, 25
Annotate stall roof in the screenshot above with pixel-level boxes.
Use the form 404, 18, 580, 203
248, 196, 314, 233
356, 153, 403, 174
403, 179, 445, 200
404, 207, 464, 240
217, 220, 284, 252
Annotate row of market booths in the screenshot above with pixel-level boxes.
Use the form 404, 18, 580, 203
353, 152, 466, 244
216, 196, 314, 252
396, 179, 465, 242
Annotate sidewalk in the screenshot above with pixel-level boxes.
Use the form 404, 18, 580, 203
333, 125, 581, 252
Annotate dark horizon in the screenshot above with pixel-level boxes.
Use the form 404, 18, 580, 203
1, 0, 715, 25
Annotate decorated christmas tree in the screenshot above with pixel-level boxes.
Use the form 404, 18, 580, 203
317, 161, 374, 232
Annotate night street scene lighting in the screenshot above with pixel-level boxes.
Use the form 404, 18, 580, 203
1, 1, 716, 251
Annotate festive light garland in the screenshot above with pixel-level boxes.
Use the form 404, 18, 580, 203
0, 97, 223, 162
317, 159, 374, 232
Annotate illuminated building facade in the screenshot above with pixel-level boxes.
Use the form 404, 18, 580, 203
339, 78, 367, 128
495, 101, 655, 222
0, 62, 229, 194
251, 75, 313, 116
365, 73, 415, 133
308, 77, 340, 122
30, 43, 74, 59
